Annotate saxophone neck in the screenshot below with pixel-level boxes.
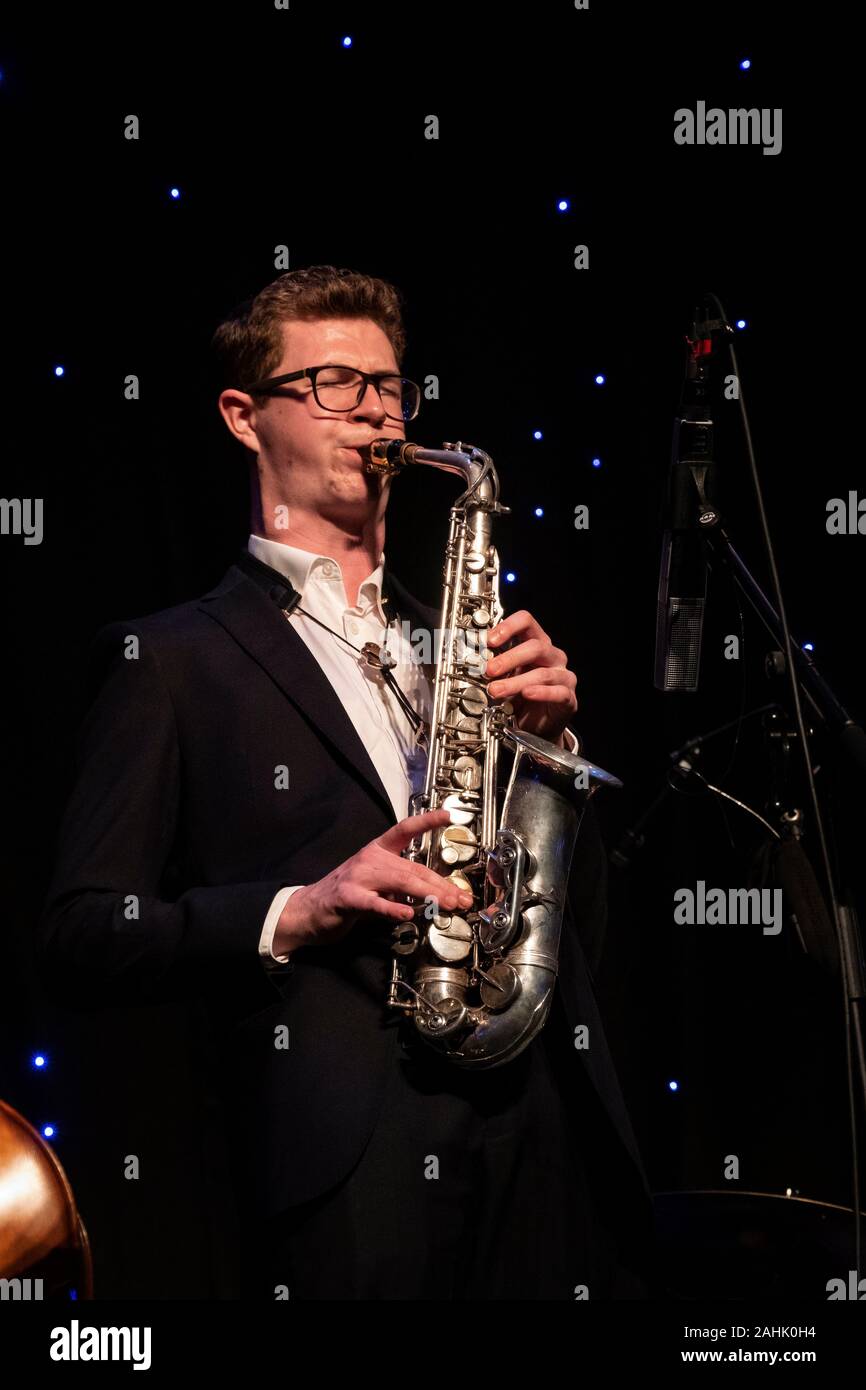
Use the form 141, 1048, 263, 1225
362, 438, 508, 513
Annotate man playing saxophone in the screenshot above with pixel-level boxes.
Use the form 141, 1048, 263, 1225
37, 264, 653, 1300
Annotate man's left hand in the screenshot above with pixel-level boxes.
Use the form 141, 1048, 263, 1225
484, 610, 578, 747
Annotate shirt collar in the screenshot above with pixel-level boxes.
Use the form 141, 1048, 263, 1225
247, 534, 387, 621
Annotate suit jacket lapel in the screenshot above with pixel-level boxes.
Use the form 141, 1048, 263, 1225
198, 551, 437, 822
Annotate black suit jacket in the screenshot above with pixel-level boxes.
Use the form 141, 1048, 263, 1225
36, 548, 650, 1233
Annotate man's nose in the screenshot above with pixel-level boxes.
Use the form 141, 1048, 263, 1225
350, 381, 388, 423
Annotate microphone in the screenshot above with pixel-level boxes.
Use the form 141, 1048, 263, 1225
653, 307, 721, 692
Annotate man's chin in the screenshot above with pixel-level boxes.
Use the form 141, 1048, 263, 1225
324, 474, 382, 516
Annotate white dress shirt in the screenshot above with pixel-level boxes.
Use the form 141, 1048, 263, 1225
249, 534, 581, 968
249, 534, 433, 966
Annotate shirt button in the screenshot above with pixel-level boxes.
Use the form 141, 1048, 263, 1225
321, 561, 336, 577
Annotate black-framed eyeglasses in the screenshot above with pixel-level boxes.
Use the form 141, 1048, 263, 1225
240, 364, 421, 423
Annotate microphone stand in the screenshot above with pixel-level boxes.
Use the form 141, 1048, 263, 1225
687, 295, 866, 1274
610, 703, 784, 870
707, 526, 866, 779
706, 519, 866, 1206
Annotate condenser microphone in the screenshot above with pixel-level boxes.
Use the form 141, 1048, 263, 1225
653, 307, 720, 692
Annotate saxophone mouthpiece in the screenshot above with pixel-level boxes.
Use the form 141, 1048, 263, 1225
361, 439, 418, 474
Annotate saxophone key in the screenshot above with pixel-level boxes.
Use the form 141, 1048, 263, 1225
454, 715, 482, 738
441, 792, 477, 826
438, 823, 477, 864
459, 645, 487, 677
428, 914, 474, 962
451, 755, 482, 791
419, 995, 468, 1039
446, 869, 474, 894
477, 962, 521, 1012
458, 686, 488, 718
391, 920, 419, 956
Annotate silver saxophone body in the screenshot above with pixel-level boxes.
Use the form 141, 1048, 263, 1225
363, 438, 622, 1070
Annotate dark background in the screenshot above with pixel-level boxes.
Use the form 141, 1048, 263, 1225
2, 3, 860, 1297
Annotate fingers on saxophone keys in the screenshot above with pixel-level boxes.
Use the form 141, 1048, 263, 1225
403, 868, 472, 911
428, 880, 474, 912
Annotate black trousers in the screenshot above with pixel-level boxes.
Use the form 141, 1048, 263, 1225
242, 995, 650, 1301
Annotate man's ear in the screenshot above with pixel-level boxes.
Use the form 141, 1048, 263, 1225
218, 389, 261, 454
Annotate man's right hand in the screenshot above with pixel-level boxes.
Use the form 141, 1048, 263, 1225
273, 808, 474, 956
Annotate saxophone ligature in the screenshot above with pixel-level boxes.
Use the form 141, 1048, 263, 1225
362, 438, 622, 1069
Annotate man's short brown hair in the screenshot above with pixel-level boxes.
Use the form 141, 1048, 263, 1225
211, 265, 408, 409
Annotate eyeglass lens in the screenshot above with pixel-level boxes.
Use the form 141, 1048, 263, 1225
314, 367, 418, 421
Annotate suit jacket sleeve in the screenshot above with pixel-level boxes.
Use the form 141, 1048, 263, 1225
564, 794, 609, 983
554, 725, 609, 977
34, 620, 295, 1012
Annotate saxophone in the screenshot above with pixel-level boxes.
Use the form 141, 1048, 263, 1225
362, 438, 622, 1069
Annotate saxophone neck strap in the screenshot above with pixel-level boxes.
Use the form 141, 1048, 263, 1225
234, 547, 428, 747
